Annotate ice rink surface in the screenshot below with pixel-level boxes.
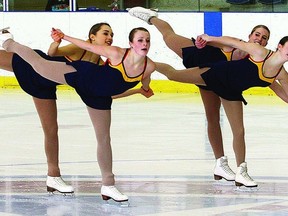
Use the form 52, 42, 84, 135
1, 89, 288, 216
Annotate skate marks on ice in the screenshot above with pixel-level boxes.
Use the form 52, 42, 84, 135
1, 180, 288, 215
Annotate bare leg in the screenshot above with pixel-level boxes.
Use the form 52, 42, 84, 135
0, 51, 61, 171
150, 17, 194, 58
156, 62, 207, 85
0, 50, 13, 71
33, 98, 61, 177
221, 99, 258, 187
34, 99, 74, 192
200, 89, 224, 159
220, 99, 245, 166
3, 39, 75, 84
0, 49, 61, 177
86, 107, 114, 186
129, 8, 194, 57
0, 51, 61, 174
0, 49, 72, 192
149, 15, 230, 168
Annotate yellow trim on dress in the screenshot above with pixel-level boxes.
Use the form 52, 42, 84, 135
248, 58, 275, 84
221, 49, 233, 61
109, 63, 143, 82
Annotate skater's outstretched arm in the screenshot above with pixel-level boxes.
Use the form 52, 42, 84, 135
48, 37, 81, 57
48, 24, 114, 65
199, 34, 268, 60
195, 35, 234, 52
52, 28, 123, 63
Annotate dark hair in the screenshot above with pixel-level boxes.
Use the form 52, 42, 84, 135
279, 36, 288, 46
128, 27, 149, 42
88, 22, 111, 42
250, 25, 270, 39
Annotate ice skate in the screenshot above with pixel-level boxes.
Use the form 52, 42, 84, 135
128, 7, 158, 25
214, 156, 235, 182
0, 27, 13, 47
101, 185, 129, 206
0, 27, 10, 33
46, 176, 74, 195
235, 162, 258, 190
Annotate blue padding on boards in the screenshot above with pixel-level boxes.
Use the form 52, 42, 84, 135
204, 12, 222, 36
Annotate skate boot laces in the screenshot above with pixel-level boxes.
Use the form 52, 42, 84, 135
235, 163, 257, 188
221, 160, 235, 175
240, 167, 254, 182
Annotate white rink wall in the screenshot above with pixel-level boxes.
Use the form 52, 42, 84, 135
0, 11, 287, 78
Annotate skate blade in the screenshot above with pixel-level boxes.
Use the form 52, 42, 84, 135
213, 180, 235, 186
104, 199, 130, 207
234, 186, 259, 192
48, 191, 75, 197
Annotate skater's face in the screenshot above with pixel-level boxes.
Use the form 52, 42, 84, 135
248, 27, 270, 47
129, 30, 151, 56
90, 24, 114, 46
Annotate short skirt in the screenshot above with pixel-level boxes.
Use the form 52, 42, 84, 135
182, 39, 227, 91
200, 61, 247, 105
12, 50, 64, 99
65, 61, 139, 109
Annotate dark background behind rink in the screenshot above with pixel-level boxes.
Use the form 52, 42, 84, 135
4, 0, 288, 12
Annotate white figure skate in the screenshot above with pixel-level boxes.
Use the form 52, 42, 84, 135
214, 156, 236, 182
0, 27, 13, 47
46, 176, 74, 196
128, 7, 158, 25
234, 162, 258, 191
101, 185, 129, 206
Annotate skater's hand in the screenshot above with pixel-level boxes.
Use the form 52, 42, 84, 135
51, 28, 63, 43
140, 86, 154, 98
195, 35, 207, 49
51, 28, 65, 42
198, 34, 210, 42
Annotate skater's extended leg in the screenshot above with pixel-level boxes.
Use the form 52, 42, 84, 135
155, 62, 207, 85
150, 17, 193, 58
128, 7, 193, 58
2, 39, 75, 84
